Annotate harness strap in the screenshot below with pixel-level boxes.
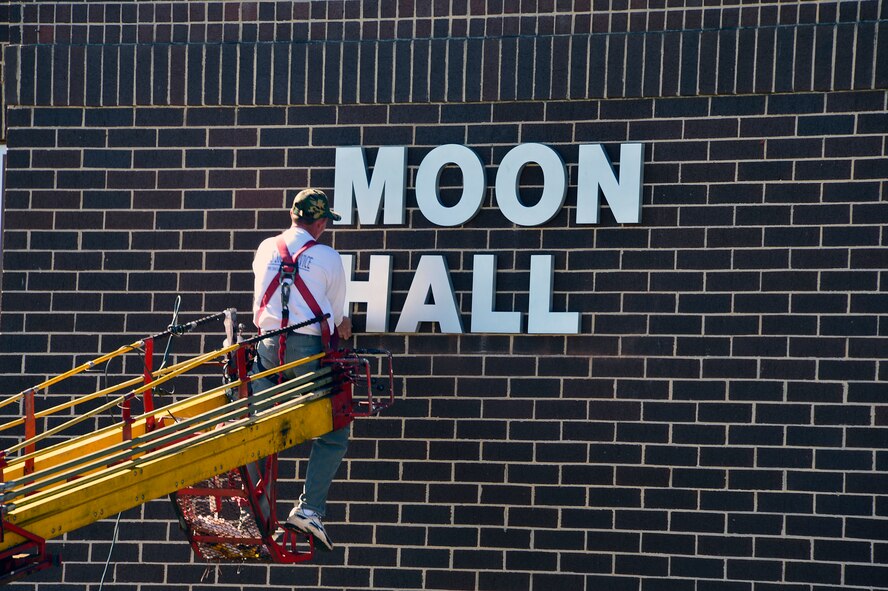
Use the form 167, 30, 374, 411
275, 238, 299, 376
255, 234, 332, 382
254, 239, 296, 329
278, 238, 331, 349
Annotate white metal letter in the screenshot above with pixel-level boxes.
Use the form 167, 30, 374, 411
527, 255, 580, 334
341, 254, 392, 333
470, 254, 521, 333
334, 146, 407, 225
576, 143, 644, 224
494, 143, 567, 226
415, 144, 486, 227
394, 255, 463, 333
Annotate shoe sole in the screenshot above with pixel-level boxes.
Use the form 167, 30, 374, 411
282, 521, 334, 552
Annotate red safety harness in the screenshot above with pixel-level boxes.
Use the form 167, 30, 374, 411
255, 234, 332, 381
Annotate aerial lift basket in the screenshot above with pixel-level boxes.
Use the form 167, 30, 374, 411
0, 309, 395, 581
171, 347, 395, 563
173, 458, 307, 563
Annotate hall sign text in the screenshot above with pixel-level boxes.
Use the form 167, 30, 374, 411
333, 143, 645, 334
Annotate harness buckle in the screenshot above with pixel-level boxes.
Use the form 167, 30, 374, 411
279, 264, 297, 286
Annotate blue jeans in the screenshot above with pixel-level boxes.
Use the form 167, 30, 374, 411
251, 333, 350, 518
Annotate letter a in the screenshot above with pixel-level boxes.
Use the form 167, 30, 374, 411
395, 255, 463, 333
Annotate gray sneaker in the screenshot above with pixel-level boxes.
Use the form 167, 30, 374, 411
283, 507, 334, 551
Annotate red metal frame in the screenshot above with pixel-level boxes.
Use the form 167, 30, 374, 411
325, 349, 396, 419
170, 346, 396, 565
174, 457, 317, 564
143, 337, 156, 432
0, 520, 58, 585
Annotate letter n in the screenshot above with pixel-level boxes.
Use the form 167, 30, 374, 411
576, 143, 644, 224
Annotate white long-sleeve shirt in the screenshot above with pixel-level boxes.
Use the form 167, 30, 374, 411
252, 225, 347, 336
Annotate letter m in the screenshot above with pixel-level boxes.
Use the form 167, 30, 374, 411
333, 146, 407, 225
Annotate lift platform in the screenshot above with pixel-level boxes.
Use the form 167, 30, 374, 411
0, 309, 394, 584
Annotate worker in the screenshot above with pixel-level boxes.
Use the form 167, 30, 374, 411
250, 188, 352, 551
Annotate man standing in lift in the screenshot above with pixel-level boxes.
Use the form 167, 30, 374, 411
250, 188, 352, 551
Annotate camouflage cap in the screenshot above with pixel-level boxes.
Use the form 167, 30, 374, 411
290, 188, 341, 222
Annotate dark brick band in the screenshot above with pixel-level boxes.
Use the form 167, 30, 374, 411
7, 19, 887, 108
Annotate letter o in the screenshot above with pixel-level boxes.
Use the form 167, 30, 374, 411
415, 144, 486, 227
494, 143, 567, 227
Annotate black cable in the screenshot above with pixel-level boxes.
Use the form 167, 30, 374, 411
98, 351, 127, 590
98, 295, 182, 589
162, 308, 227, 340
239, 313, 330, 346
159, 295, 181, 371
97, 512, 122, 591
153, 295, 182, 398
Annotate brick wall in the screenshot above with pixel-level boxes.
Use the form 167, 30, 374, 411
2, 1, 887, 590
